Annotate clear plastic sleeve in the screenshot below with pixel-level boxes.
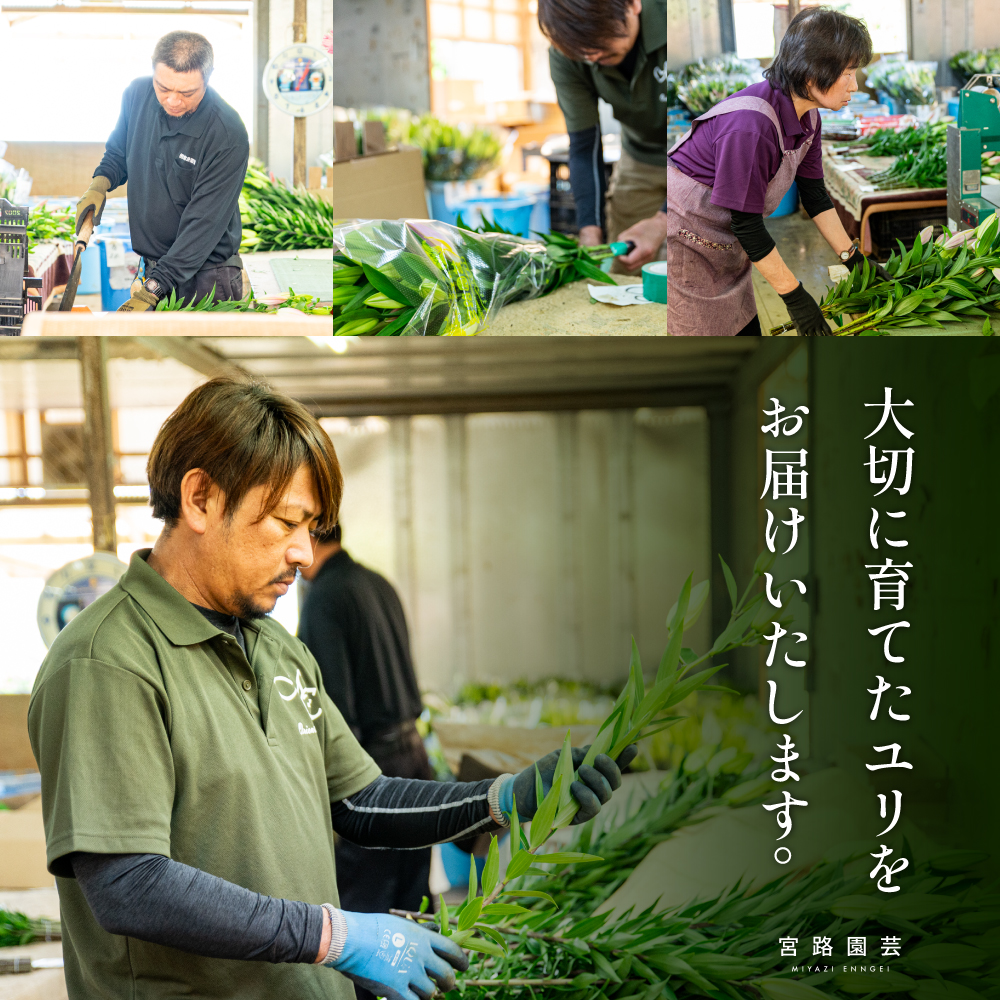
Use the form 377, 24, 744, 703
331, 218, 588, 336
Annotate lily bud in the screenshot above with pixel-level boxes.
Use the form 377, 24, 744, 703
944, 230, 975, 249
918, 225, 935, 244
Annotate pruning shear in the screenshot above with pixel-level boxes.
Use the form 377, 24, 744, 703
608, 240, 637, 257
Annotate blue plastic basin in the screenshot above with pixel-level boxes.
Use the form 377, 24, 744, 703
769, 182, 799, 219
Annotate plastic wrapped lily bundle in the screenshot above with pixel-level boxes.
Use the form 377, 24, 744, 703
949, 46, 1000, 81
328, 218, 619, 336
864, 57, 938, 106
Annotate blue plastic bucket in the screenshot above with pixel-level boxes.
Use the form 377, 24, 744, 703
439, 842, 485, 887
98, 238, 135, 312
769, 182, 799, 219
78, 243, 101, 295
453, 196, 536, 237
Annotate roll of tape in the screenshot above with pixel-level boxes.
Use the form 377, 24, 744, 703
642, 260, 668, 304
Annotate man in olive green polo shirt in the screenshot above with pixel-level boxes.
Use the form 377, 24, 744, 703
28, 376, 636, 1000
540, 0, 667, 272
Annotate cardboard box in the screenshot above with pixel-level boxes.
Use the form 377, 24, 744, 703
312, 147, 428, 220
3, 143, 126, 198
0, 695, 35, 771
0, 795, 51, 890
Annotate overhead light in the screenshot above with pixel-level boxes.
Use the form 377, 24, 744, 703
113, 485, 151, 499
308, 336, 356, 354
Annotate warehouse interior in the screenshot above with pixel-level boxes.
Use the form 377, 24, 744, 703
668, 0, 1000, 335
1, 337, 996, 992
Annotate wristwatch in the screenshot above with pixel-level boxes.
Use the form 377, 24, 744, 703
839, 240, 860, 262
143, 277, 164, 301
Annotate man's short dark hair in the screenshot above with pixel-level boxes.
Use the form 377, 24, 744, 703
147, 376, 342, 534
313, 522, 341, 545
763, 6, 872, 100
537, 0, 633, 60
152, 31, 214, 80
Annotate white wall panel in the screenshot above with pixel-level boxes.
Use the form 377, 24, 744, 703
324, 408, 711, 697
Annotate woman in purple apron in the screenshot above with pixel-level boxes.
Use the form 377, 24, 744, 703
666, 7, 886, 337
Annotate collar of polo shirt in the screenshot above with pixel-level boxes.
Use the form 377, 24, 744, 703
120, 548, 243, 646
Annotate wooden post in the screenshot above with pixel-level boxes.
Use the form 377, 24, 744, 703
788, 0, 800, 21
78, 337, 117, 554
292, 0, 308, 187
334, 121, 357, 161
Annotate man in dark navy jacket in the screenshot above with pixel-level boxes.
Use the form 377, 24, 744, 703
76, 31, 249, 311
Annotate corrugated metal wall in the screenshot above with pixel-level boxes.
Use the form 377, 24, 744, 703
318, 408, 712, 696
667, 0, 724, 69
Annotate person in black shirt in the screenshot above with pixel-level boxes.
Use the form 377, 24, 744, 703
75, 31, 249, 312
297, 522, 434, 974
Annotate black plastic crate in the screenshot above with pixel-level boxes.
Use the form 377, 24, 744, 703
544, 152, 615, 236
868, 205, 949, 262
0, 197, 31, 335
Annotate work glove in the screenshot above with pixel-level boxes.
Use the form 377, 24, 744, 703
845, 247, 890, 282
76, 176, 112, 235
325, 909, 468, 1000
779, 282, 831, 337
116, 285, 159, 313
498, 743, 638, 824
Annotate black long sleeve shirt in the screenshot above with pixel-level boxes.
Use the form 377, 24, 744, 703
297, 550, 423, 742
95, 77, 249, 294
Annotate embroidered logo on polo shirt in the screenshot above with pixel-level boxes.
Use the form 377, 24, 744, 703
178, 153, 196, 165
298, 722, 317, 736
274, 668, 323, 726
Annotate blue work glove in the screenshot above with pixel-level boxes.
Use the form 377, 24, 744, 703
498, 744, 639, 824
326, 910, 468, 1000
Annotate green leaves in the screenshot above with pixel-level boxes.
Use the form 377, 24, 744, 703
529, 774, 562, 849
458, 896, 483, 930
481, 836, 500, 897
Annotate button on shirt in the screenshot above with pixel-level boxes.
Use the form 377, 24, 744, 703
548, 0, 669, 167
28, 549, 380, 1000
94, 78, 249, 295
668, 80, 824, 214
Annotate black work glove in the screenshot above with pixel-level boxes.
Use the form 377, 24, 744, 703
845, 247, 890, 282
76, 176, 111, 234
500, 744, 638, 825
779, 282, 831, 336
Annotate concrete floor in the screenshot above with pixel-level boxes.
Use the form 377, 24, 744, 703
753, 209, 837, 334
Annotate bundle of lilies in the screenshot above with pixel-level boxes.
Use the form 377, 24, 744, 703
770, 215, 1000, 336
327, 217, 620, 336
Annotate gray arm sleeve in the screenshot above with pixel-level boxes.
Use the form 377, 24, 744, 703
70, 852, 324, 964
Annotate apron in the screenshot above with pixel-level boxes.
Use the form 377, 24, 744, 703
666, 96, 818, 337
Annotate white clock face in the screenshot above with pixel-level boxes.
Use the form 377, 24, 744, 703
37, 552, 128, 648
264, 45, 333, 118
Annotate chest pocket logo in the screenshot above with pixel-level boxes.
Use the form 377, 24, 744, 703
178, 153, 196, 165
274, 669, 323, 724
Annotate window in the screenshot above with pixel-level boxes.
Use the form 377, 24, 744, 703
0, 2, 254, 142
733, 0, 907, 62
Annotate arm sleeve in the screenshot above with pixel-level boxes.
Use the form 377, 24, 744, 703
568, 125, 607, 231
147, 139, 249, 293
28, 660, 176, 877
330, 775, 501, 850
795, 174, 834, 218
93, 89, 130, 190
730, 210, 776, 262
71, 852, 323, 964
